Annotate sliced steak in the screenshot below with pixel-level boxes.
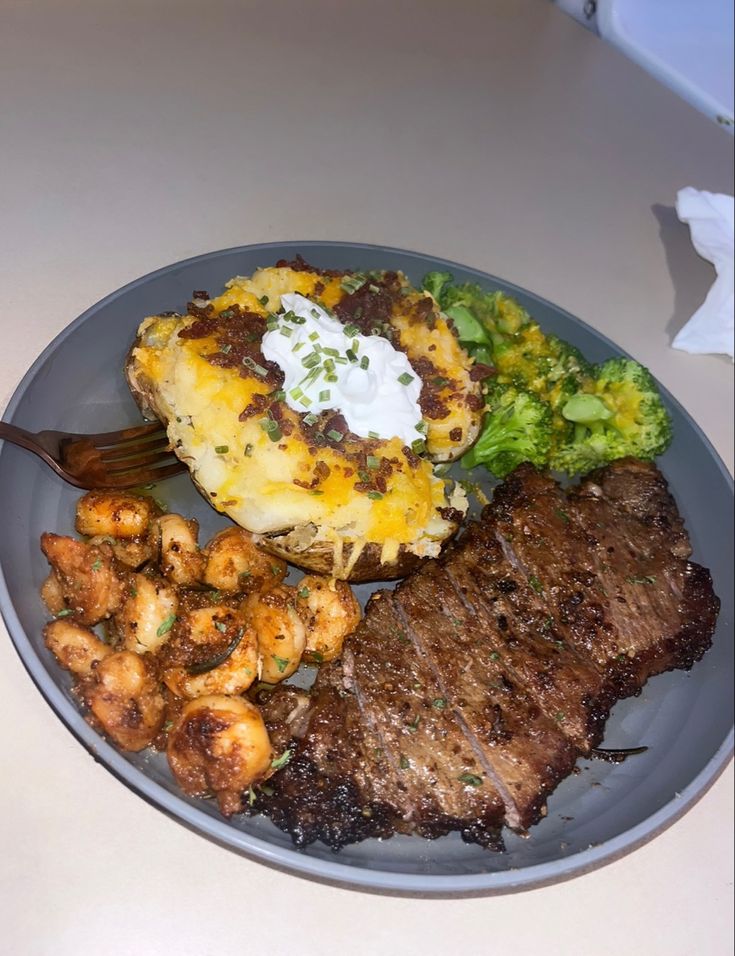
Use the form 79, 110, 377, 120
257, 460, 718, 849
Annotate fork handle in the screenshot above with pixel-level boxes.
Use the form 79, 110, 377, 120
0, 421, 59, 471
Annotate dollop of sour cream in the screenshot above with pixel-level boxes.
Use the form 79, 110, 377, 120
261, 293, 424, 445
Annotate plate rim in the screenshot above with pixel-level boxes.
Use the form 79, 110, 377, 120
1, 239, 733, 895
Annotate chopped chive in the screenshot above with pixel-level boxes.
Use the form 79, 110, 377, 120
259, 295, 269, 306
368, 430, 380, 439
290, 386, 304, 401
319, 389, 331, 403
340, 274, 367, 294
242, 356, 268, 377
293, 342, 304, 352
327, 429, 344, 442
279, 326, 293, 338
411, 439, 426, 455
346, 349, 357, 363
366, 455, 380, 470
272, 654, 289, 674
303, 413, 318, 426
298, 394, 313, 407
220, 343, 232, 353
360, 355, 370, 370
214, 445, 229, 454
334, 355, 348, 365
397, 372, 414, 386
308, 331, 319, 342
416, 420, 427, 434
458, 773, 482, 787
325, 373, 338, 383
156, 614, 177, 638
367, 491, 383, 500
271, 748, 293, 770
270, 389, 286, 402
323, 346, 340, 357
343, 324, 360, 337
301, 351, 320, 368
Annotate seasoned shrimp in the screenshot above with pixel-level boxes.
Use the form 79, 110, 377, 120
80, 650, 165, 751
115, 573, 179, 654
167, 695, 273, 816
156, 514, 205, 587
44, 619, 111, 677
295, 575, 361, 663
75, 490, 160, 539
160, 606, 259, 699
242, 584, 306, 682
40, 533, 125, 625
203, 527, 287, 594
40, 572, 66, 616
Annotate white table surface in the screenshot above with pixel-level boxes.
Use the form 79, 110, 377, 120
1, 2, 732, 953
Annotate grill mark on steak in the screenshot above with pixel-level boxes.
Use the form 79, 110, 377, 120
445, 562, 612, 752
258, 459, 718, 850
344, 594, 505, 837
392, 579, 579, 830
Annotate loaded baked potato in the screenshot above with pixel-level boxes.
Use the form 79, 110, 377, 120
126, 257, 483, 581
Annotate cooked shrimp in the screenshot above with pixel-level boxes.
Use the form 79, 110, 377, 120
167, 695, 273, 815
242, 584, 306, 682
115, 573, 179, 654
44, 619, 111, 677
87, 534, 157, 570
295, 575, 361, 663
156, 514, 205, 587
40, 572, 66, 616
203, 526, 287, 594
160, 606, 259, 699
75, 490, 161, 539
40, 533, 125, 625
81, 650, 165, 751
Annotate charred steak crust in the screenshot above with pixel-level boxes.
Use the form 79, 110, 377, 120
255, 459, 719, 849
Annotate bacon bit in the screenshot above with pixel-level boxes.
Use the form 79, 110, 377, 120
238, 393, 270, 421
449, 427, 463, 442
465, 394, 484, 411
178, 316, 218, 338
439, 507, 464, 524
470, 363, 495, 381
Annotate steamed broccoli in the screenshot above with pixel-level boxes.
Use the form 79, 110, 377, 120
422, 271, 673, 478
550, 358, 673, 474
422, 272, 531, 348
461, 383, 552, 477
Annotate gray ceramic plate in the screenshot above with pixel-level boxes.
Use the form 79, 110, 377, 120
1, 242, 732, 895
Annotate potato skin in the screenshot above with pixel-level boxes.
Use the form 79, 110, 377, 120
126, 330, 463, 583
256, 532, 434, 583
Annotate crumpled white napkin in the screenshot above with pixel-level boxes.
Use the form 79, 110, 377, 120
672, 187, 734, 360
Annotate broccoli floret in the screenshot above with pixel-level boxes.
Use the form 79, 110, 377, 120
493, 327, 591, 403
422, 271, 453, 302
462, 383, 552, 477
421, 273, 531, 347
550, 358, 673, 475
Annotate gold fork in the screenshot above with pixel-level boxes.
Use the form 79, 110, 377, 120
0, 421, 187, 489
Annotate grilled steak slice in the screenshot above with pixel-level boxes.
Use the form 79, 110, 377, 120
258, 593, 506, 849
256, 460, 718, 849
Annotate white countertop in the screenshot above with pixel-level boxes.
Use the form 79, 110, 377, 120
0, 1, 732, 953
